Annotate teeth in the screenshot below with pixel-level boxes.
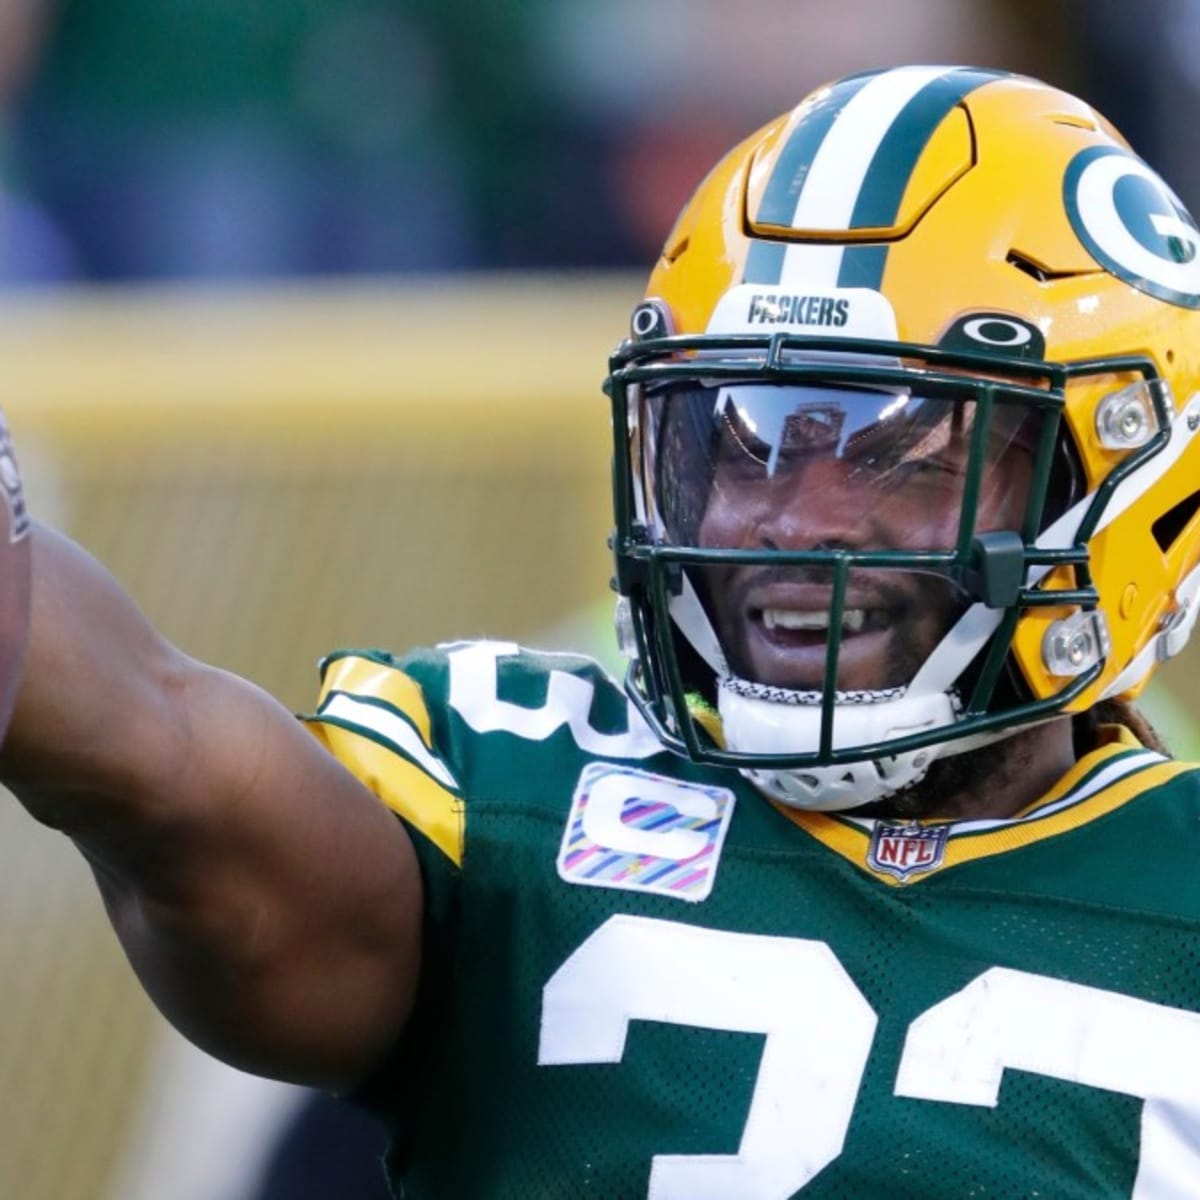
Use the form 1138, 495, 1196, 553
762, 608, 867, 633
763, 609, 826, 632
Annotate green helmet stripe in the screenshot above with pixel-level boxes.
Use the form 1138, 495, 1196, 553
754, 73, 875, 230
837, 68, 1008, 289
743, 67, 1010, 290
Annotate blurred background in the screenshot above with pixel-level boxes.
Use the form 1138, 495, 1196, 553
4, 2, 1200, 1198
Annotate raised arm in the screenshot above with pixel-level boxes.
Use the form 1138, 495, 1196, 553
1, 524, 423, 1091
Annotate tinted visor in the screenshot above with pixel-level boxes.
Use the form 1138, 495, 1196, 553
643, 381, 1045, 551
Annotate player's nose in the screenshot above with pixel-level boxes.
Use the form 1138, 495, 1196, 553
754, 459, 867, 550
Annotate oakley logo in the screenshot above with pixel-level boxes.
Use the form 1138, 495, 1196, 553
1065, 146, 1200, 308
938, 312, 1046, 360
962, 318, 1032, 347
630, 299, 672, 341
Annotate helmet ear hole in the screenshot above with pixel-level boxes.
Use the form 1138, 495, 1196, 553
1040, 437, 1087, 529
1152, 490, 1200, 554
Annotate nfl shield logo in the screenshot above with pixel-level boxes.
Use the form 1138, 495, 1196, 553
867, 822, 950, 882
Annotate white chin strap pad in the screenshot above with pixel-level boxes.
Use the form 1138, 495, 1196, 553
718, 683, 958, 811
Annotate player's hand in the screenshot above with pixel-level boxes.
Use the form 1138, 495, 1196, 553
0, 411, 32, 742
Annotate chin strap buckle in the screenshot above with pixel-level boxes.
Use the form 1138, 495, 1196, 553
1157, 596, 1200, 663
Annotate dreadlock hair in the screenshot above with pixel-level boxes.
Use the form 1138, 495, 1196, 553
1072, 699, 1169, 758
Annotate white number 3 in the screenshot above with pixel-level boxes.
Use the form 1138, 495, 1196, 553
539, 916, 1200, 1199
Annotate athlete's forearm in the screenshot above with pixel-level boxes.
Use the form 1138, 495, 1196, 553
0, 522, 424, 1086
1, 522, 193, 845
1, 521, 306, 901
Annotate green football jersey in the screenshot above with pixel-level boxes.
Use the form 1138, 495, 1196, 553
305, 640, 1200, 1199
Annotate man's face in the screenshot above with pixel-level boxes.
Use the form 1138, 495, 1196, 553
689, 384, 1036, 693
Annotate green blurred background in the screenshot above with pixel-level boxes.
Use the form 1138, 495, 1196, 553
3, 2, 1200, 1198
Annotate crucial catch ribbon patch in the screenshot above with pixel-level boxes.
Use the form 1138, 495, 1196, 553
557, 764, 736, 903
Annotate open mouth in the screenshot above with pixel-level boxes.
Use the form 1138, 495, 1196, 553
737, 587, 905, 689
757, 605, 885, 638
701, 565, 966, 693
751, 599, 896, 648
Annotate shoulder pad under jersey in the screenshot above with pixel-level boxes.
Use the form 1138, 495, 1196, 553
303, 640, 662, 864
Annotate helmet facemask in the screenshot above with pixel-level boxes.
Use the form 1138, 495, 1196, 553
609, 331, 1113, 811
607, 68, 1200, 812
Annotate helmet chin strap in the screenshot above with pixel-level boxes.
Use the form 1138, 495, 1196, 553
717, 678, 958, 811
667, 579, 1020, 811
718, 677, 1034, 812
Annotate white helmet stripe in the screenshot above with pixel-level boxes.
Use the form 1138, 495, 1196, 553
750, 67, 1005, 290
780, 66, 956, 288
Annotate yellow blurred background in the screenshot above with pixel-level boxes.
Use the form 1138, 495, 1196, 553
2, 279, 1199, 1200
0, 277, 638, 1200
5, 0, 1200, 1196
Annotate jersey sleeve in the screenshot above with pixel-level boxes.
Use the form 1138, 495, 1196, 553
302, 648, 465, 866
300, 647, 464, 1123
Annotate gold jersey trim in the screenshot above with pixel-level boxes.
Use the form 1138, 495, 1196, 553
304, 653, 465, 866
775, 727, 1193, 886
319, 653, 435, 743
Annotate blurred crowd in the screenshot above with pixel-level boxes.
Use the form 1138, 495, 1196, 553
3, 0, 1173, 287
6, 4, 1197, 1199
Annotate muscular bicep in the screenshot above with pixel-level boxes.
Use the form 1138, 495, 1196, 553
104, 664, 424, 1090
4, 526, 424, 1090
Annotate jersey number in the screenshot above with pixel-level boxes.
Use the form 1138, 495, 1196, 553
539, 915, 1200, 1199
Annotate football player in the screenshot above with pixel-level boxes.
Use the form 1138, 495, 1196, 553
8, 66, 1200, 1198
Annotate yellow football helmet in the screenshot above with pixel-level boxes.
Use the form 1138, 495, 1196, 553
607, 66, 1200, 810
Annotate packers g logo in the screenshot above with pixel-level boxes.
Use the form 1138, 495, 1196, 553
1065, 146, 1200, 309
